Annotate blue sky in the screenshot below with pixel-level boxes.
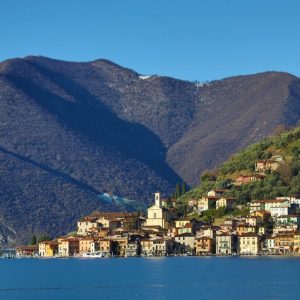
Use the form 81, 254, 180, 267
0, 0, 299, 81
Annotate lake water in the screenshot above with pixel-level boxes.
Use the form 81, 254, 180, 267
0, 256, 299, 300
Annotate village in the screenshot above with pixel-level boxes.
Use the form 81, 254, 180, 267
15, 187, 300, 258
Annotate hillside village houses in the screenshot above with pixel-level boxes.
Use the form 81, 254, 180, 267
15, 188, 300, 258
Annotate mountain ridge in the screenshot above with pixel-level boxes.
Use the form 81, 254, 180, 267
1, 55, 300, 245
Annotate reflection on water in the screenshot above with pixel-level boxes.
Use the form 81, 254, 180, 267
0, 257, 299, 300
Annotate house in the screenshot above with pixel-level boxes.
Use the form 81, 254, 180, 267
198, 196, 218, 212
90, 238, 111, 255
178, 223, 193, 235
145, 192, 170, 229
111, 236, 128, 256
140, 239, 154, 256
216, 234, 237, 255
274, 215, 300, 226
39, 240, 59, 257
250, 199, 290, 215
274, 233, 294, 254
273, 225, 297, 235
250, 200, 265, 213
245, 216, 263, 227
16, 245, 38, 257
234, 174, 265, 186
207, 189, 228, 198
238, 233, 261, 255
77, 216, 99, 235
216, 197, 236, 209
265, 236, 275, 254
79, 237, 95, 254
277, 196, 300, 206
126, 240, 140, 257
167, 227, 179, 238
255, 156, 283, 173
194, 236, 214, 255
175, 219, 190, 228
236, 224, 257, 236
196, 225, 219, 239
250, 210, 271, 220
174, 233, 195, 252
58, 237, 80, 257
270, 206, 290, 217
77, 212, 139, 235
152, 237, 173, 256
293, 232, 300, 254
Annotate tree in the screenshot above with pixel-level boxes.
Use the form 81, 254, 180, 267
30, 234, 37, 245
175, 183, 181, 198
37, 234, 51, 243
181, 181, 186, 195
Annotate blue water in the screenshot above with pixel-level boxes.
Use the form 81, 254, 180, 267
0, 257, 299, 300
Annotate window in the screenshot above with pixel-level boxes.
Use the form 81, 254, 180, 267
154, 213, 157, 218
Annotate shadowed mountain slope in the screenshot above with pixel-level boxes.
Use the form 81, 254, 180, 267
1, 56, 300, 244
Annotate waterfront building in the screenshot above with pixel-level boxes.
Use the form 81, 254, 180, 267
216, 234, 237, 255
293, 232, 300, 254
238, 233, 261, 255
16, 245, 38, 257
194, 236, 214, 255
265, 236, 275, 254
140, 239, 154, 256
58, 237, 80, 257
79, 237, 94, 254
274, 233, 294, 254
174, 233, 195, 251
39, 240, 58, 257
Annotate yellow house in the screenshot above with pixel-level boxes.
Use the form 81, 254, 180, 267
293, 232, 300, 254
194, 236, 214, 255
145, 193, 169, 229
58, 237, 80, 257
39, 240, 58, 257
79, 237, 95, 254
236, 224, 257, 236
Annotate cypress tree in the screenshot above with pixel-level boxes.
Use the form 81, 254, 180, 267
175, 183, 181, 198
30, 234, 37, 245
182, 181, 186, 195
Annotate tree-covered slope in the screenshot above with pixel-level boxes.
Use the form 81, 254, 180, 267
179, 126, 300, 204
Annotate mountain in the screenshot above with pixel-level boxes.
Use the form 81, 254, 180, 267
0, 56, 300, 245
178, 126, 300, 204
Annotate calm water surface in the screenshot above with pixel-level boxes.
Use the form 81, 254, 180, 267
0, 256, 299, 300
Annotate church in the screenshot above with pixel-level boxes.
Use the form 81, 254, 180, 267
145, 192, 169, 229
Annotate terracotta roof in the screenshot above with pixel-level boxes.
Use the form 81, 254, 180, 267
16, 245, 38, 251
175, 233, 195, 237
252, 199, 288, 204
239, 233, 259, 237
